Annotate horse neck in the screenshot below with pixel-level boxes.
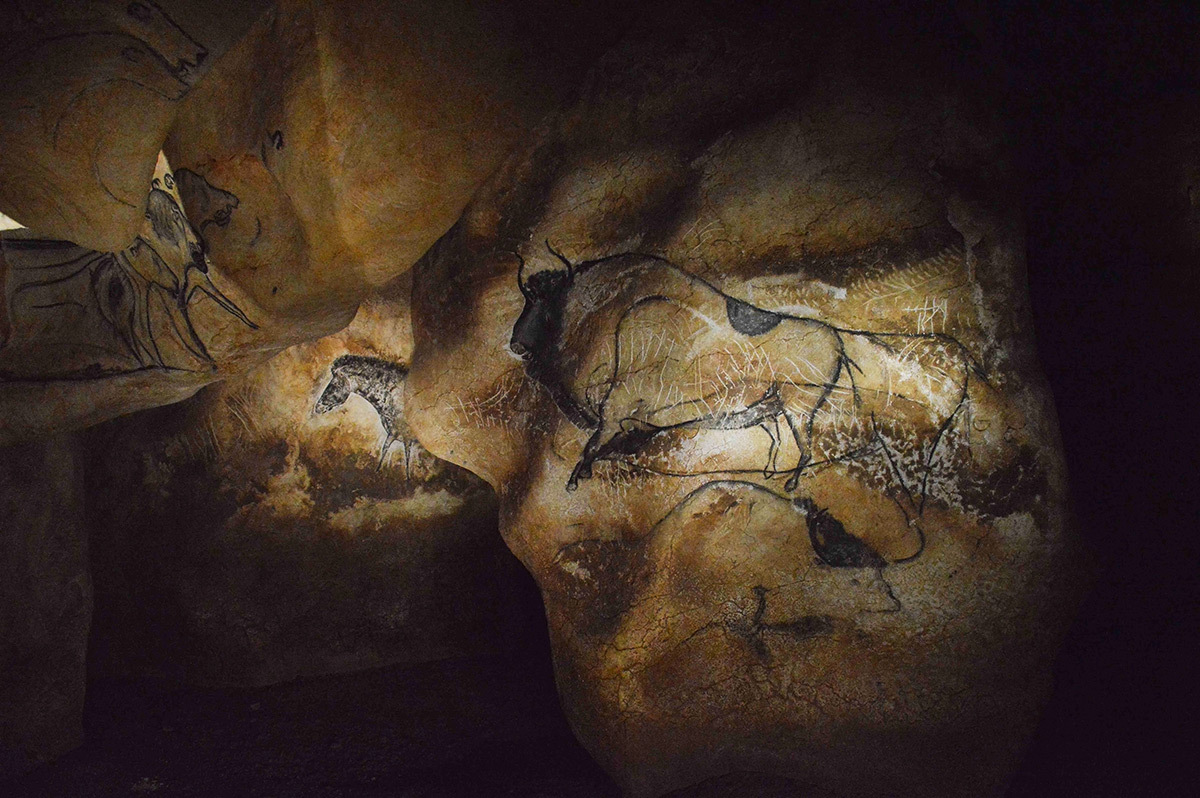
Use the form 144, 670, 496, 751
348, 371, 400, 416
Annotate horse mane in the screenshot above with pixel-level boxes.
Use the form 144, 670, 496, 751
330, 353, 408, 381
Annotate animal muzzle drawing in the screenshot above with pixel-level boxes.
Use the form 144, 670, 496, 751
508, 305, 543, 361
313, 381, 346, 415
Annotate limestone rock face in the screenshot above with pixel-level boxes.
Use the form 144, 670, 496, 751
0, 436, 89, 778
0, 0, 272, 252
406, 6, 1088, 796
84, 277, 523, 686
0, 0, 612, 445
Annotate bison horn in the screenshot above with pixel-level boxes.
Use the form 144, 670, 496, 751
514, 251, 530, 297
545, 239, 574, 278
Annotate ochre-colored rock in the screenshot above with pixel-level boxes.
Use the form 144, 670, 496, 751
0, 0, 622, 444
0, 2, 1102, 794
84, 276, 523, 686
0, 0, 271, 252
406, 6, 1089, 795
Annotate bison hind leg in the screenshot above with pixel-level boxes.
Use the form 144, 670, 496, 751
568, 427, 606, 490
779, 408, 810, 492
786, 449, 813, 492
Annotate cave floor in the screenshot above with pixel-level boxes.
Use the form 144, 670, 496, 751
5, 654, 619, 798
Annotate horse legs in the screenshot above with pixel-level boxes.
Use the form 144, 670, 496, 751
377, 436, 395, 471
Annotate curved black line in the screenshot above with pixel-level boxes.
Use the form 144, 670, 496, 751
29, 300, 86, 310
91, 136, 138, 209
6, 247, 104, 271
52, 73, 189, 147
11, 255, 105, 294
870, 410, 918, 512
0, 238, 84, 252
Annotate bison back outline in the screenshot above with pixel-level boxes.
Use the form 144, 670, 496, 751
509, 246, 984, 496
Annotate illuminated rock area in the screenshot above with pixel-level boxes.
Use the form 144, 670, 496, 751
406, 6, 1087, 796
83, 276, 525, 686
4, 1, 1194, 796
0, 0, 604, 443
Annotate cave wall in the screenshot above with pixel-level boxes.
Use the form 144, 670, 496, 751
0, 1, 1196, 795
82, 276, 526, 686
0, 436, 89, 773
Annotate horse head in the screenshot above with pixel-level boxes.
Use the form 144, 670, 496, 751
315, 361, 352, 414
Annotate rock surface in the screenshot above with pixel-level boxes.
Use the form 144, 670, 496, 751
0, 0, 624, 444
1, 2, 1145, 794
84, 276, 523, 686
406, 4, 1089, 795
0, 436, 89, 778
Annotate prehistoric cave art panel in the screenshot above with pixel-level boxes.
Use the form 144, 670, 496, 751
86, 282, 516, 686
402, 9, 1085, 794
509, 246, 1010, 561
0, 0, 271, 250
478, 237, 1069, 796
4, 0, 212, 104
0, 153, 258, 380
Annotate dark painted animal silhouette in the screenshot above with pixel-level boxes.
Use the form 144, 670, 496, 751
175, 169, 239, 236
510, 247, 981, 493
315, 354, 418, 475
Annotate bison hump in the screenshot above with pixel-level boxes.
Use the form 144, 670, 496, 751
725, 296, 782, 335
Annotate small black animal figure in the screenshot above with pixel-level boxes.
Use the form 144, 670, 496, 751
175, 169, 240, 237
794, 497, 888, 569
314, 354, 418, 475
738, 585, 835, 661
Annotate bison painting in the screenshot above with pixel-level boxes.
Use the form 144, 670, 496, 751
510, 246, 984, 496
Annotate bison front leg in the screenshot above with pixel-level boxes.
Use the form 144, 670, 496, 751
759, 418, 780, 479
568, 427, 607, 491
568, 419, 661, 491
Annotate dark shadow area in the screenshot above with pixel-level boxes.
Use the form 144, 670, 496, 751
8, 563, 620, 798
1005, 1, 1200, 795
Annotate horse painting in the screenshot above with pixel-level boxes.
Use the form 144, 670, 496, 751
314, 354, 418, 475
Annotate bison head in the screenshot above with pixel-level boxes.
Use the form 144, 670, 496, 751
509, 254, 574, 363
